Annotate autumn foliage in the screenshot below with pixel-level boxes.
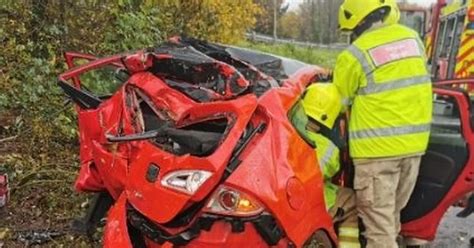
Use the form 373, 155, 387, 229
0, 1, 261, 245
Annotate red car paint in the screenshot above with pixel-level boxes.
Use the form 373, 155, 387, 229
104, 194, 292, 248
59, 37, 474, 247
401, 78, 474, 241
0, 172, 8, 208
100, 64, 334, 247
59, 39, 337, 247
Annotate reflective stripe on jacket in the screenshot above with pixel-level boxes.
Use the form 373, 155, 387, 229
334, 24, 432, 158
339, 226, 361, 248
307, 131, 340, 209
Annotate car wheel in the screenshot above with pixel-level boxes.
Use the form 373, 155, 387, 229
303, 230, 334, 248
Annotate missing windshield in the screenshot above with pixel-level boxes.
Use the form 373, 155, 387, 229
127, 88, 229, 156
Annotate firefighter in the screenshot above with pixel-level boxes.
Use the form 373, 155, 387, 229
299, 83, 361, 248
334, 0, 433, 248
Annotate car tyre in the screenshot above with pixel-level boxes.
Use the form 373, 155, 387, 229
303, 230, 334, 248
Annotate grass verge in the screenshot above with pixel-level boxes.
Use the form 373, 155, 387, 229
239, 41, 340, 68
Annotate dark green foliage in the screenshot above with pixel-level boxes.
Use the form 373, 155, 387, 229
0, 1, 340, 246
0, 1, 262, 246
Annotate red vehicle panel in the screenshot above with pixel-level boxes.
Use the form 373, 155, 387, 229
60, 37, 474, 247
59, 37, 337, 247
401, 78, 474, 241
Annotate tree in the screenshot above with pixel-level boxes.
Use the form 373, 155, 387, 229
139, 0, 261, 44
279, 11, 303, 40
296, 0, 344, 44
254, 0, 289, 35
0, 0, 262, 149
178, 0, 262, 44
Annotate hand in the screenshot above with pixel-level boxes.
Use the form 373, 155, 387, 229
317, 68, 333, 82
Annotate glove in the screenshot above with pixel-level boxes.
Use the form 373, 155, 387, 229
317, 68, 333, 82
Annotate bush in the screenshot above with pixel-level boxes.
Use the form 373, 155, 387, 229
0, 1, 263, 150
0, 1, 263, 246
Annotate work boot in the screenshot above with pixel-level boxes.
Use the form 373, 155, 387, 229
403, 237, 430, 248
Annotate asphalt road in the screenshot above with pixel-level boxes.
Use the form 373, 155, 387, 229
430, 207, 474, 248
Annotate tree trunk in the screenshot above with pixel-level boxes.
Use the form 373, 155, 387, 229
317, 0, 323, 44
327, 0, 332, 44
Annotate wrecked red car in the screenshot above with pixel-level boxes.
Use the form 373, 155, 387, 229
59, 37, 474, 247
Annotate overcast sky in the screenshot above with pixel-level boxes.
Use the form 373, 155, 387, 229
287, 0, 438, 9
398, 0, 437, 6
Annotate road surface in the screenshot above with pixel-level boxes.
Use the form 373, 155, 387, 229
430, 207, 474, 248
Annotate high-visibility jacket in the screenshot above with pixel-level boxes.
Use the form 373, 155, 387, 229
333, 24, 433, 158
307, 131, 340, 209
289, 101, 340, 209
290, 102, 360, 247
309, 135, 361, 248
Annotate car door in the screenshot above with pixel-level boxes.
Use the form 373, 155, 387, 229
59, 53, 130, 198
401, 79, 474, 241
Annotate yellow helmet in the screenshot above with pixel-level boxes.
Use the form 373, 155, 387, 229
302, 83, 342, 129
385, 0, 400, 25
338, 0, 391, 31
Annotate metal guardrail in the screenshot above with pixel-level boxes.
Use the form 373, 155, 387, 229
246, 33, 347, 50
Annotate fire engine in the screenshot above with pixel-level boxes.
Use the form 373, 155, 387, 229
399, 0, 474, 82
